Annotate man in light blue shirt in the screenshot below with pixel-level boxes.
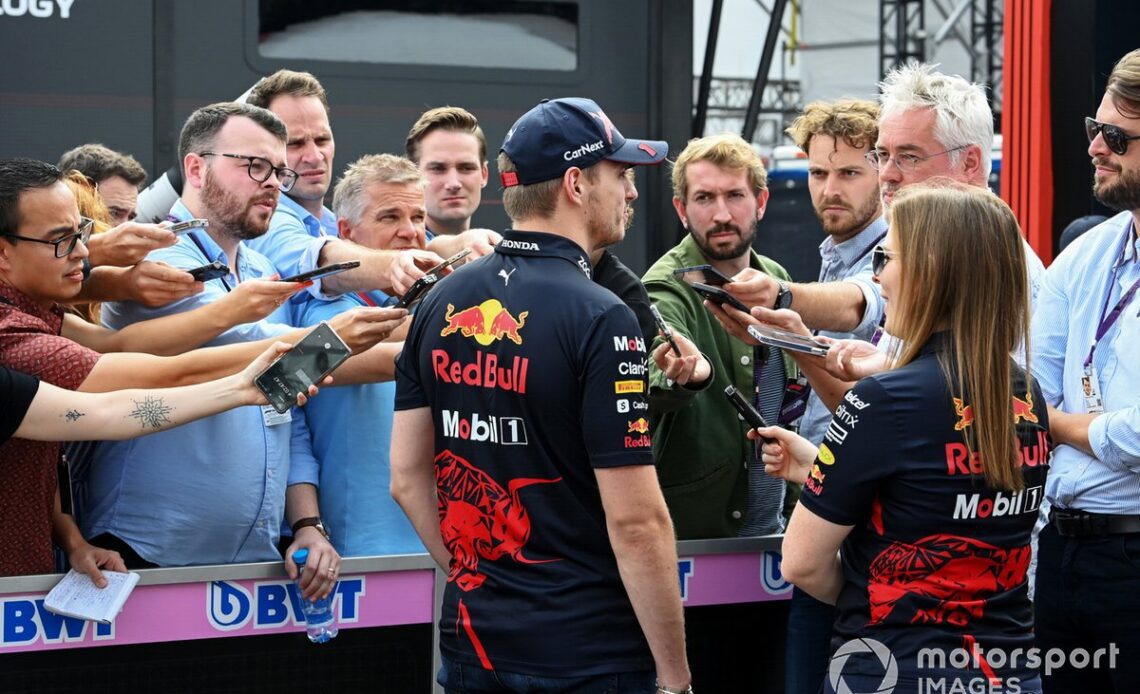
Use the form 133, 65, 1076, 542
1032, 49, 1140, 693
84, 103, 339, 598
245, 70, 496, 307
297, 153, 427, 557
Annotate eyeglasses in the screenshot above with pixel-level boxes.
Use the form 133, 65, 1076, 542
871, 245, 896, 275
199, 152, 298, 192
1084, 117, 1140, 156
1, 217, 94, 258
864, 145, 969, 173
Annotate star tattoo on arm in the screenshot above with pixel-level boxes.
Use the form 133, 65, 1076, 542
128, 396, 175, 430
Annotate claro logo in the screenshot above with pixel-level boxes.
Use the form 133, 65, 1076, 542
0, 0, 76, 18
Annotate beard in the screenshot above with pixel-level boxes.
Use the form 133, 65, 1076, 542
816, 193, 880, 238
692, 220, 757, 261
585, 190, 625, 251
200, 170, 275, 241
1092, 157, 1140, 211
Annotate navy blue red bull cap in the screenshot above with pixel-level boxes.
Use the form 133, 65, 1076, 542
499, 97, 668, 187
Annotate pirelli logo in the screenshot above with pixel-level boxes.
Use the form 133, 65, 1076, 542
614, 380, 645, 394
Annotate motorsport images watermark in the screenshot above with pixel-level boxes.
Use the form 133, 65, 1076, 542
827, 637, 1119, 694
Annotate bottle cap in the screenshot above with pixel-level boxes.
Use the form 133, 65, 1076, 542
292, 548, 309, 565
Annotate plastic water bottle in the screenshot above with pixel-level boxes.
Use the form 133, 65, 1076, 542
292, 548, 339, 643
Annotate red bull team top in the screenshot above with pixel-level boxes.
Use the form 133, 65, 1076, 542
395, 230, 654, 677
801, 334, 1050, 684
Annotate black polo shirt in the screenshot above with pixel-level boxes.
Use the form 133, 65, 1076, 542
801, 334, 1049, 683
396, 229, 654, 676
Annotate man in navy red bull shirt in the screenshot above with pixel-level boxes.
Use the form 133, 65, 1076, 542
392, 97, 692, 693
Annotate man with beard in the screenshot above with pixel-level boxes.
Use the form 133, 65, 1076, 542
247, 72, 494, 306
1031, 48, 1140, 692
642, 133, 797, 539
85, 103, 404, 597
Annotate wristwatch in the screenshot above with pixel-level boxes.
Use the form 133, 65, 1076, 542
292, 516, 330, 541
774, 280, 793, 310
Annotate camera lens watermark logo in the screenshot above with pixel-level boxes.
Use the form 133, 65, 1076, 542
829, 637, 898, 694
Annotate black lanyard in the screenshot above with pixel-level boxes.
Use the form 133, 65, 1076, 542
186, 230, 234, 293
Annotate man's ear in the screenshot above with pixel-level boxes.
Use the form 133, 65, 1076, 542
183, 153, 206, 190
960, 144, 985, 183
755, 188, 770, 220
671, 196, 688, 228
0, 240, 15, 273
563, 167, 585, 203
337, 217, 353, 242
480, 161, 489, 189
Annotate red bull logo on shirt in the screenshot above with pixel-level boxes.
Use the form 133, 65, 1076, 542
627, 418, 650, 434
440, 300, 528, 346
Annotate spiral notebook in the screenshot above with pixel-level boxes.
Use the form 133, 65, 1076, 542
43, 569, 141, 624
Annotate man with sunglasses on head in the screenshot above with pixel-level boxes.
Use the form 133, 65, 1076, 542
1031, 48, 1140, 693
85, 103, 405, 595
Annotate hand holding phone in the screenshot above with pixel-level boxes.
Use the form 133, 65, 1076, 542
187, 261, 229, 282
690, 281, 750, 313
255, 322, 352, 413
649, 304, 681, 357
279, 261, 361, 284
395, 248, 471, 309
746, 324, 830, 357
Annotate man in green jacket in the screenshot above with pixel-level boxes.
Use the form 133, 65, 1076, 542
644, 133, 798, 540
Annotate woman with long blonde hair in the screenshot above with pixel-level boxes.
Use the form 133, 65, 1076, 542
762, 182, 1050, 693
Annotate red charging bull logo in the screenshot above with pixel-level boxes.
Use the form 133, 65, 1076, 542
435, 450, 562, 593
627, 418, 650, 434
955, 391, 1038, 431
440, 300, 528, 346
867, 534, 1030, 628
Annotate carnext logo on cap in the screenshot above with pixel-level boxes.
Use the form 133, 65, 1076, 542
564, 140, 605, 160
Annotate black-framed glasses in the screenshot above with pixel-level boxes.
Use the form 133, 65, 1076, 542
864, 145, 969, 173
871, 245, 896, 275
1084, 117, 1140, 156
199, 152, 298, 192
1, 217, 94, 258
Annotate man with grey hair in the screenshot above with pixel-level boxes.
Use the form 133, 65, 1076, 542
293, 153, 426, 557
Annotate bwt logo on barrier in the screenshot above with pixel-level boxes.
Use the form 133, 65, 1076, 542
207, 578, 365, 632
761, 551, 793, 596
1, 596, 114, 646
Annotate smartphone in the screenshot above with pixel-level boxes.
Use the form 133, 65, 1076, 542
187, 260, 230, 282
689, 281, 750, 313
724, 385, 770, 430
673, 264, 733, 287
394, 248, 472, 309
279, 261, 361, 284
649, 304, 681, 357
169, 218, 209, 235
255, 322, 352, 414
746, 324, 831, 357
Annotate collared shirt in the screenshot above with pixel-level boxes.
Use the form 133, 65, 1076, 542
247, 194, 338, 303
85, 200, 319, 566
0, 283, 101, 575
1032, 211, 1140, 513
799, 217, 887, 446
297, 290, 425, 557
395, 230, 653, 676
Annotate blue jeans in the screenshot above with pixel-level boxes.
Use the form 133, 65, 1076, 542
438, 656, 656, 693
785, 586, 835, 694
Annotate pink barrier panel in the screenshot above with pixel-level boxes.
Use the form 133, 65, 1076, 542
678, 551, 792, 606
0, 569, 434, 653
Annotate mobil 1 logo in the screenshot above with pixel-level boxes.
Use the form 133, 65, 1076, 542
442, 409, 528, 445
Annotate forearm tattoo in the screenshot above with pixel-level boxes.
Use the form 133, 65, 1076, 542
62, 409, 85, 422
128, 396, 175, 430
